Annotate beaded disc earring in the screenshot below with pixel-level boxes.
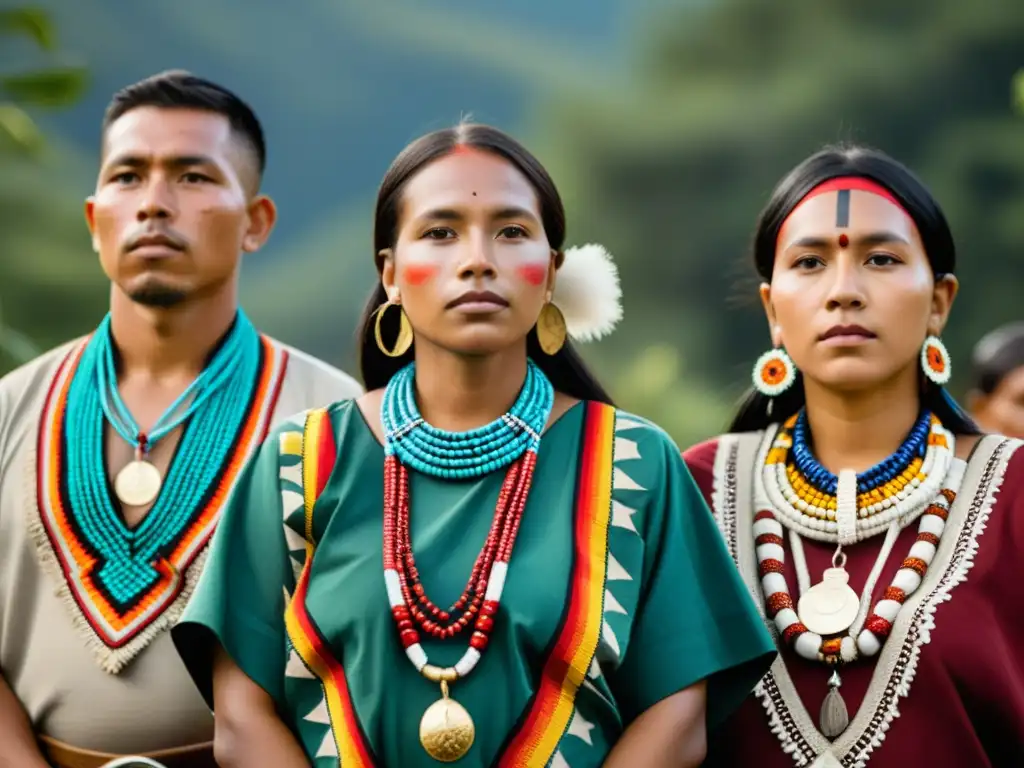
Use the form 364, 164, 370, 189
921, 335, 951, 386
752, 347, 797, 397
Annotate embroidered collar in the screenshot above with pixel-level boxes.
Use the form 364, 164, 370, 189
709, 431, 1016, 766
29, 335, 288, 673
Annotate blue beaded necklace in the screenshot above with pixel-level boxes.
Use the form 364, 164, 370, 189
63, 311, 261, 607
380, 360, 555, 479
790, 408, 932, 495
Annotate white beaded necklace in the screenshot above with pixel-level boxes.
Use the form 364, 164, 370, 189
760, 415, 955, 546
752, 414, 964, 739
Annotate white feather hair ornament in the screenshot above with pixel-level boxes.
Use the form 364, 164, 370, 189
551, 243, 623, 342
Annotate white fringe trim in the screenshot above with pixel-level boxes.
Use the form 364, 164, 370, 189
710, 435, 733, 544
755, 672, 814, 765
24, 434, 213, 674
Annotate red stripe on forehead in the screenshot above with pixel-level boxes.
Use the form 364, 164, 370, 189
777, 176, 909, 249
450, 143, 488, 158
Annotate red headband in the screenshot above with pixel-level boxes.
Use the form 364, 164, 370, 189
778, 176, 907, 247
795, 176, 902, 208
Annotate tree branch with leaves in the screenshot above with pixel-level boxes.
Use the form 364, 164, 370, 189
1, 6, 88, 368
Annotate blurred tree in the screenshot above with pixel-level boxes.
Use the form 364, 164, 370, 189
0, 6, 97, 374
532, 0, 1024, 445
0, 8, 87, 153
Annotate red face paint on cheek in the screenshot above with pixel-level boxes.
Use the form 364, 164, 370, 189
517, 264, 547, 286
403, 264, 437, 286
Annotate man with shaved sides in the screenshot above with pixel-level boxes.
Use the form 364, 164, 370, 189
0, 70, 361, 766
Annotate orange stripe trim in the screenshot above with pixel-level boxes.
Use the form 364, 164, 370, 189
168, 336, 280, 562
36, 336, 287, 645
498, 401, 616, 766
285, 408, 375, 767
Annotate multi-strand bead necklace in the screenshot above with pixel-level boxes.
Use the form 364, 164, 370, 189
65, 312, 260, 606
754, 410, 963, 739
380, 360, 554, 762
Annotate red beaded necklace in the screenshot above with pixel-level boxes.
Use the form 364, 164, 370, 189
382, 451, 538, 761
383, 450, 536, 673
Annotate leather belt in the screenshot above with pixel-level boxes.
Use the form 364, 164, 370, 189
38, 735, 216, 768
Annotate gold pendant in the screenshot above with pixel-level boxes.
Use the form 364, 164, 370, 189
114, 459, 163, 507
419, 680, 475, 763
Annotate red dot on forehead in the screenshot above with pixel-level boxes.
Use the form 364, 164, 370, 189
517, 264, 547, 286
838, 233, 849, 248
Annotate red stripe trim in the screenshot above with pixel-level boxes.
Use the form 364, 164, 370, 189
285, 408, 376, 766
34, 336, 287, 649
315, 408, 336, 500
498, 400, 615, 765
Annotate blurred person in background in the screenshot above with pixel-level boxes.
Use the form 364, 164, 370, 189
684, 145, 1024, 767
172, 122, 775, 767
0, 70, 361, 767
967, 321, 1024, 439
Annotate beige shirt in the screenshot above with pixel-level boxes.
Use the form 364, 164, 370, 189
0, 335, 362, 753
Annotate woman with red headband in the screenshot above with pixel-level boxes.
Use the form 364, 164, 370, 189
684, 145, 1024, 766
172, 123, 775, 767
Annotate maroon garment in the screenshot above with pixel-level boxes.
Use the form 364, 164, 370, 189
684, 436, 1024, 767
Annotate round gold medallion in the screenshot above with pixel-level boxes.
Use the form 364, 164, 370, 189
419, 682, 475, 763
114, 460, 163, 507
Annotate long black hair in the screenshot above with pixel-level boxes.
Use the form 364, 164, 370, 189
356, 123, 614, 405
729, 144, 978, 435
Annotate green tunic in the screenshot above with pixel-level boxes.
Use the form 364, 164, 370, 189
173, 399, 774, 767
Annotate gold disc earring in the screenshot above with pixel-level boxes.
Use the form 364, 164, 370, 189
536, 302, 567, 355
374, 299, 414, 357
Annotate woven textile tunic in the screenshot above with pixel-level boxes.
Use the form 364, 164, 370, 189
174, 399, 776, 767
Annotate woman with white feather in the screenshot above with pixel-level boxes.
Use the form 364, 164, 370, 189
172, 123, 775, 767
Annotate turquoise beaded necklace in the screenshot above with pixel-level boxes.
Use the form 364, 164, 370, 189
381, 360, 554, 479
97, 314, 249, 461
63, 311, 261, 608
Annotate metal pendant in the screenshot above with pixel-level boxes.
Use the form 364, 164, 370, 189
419, 681, 475, 762
798, 566, 860, 636
114, 459, 163, 507
819, 670, 850, 739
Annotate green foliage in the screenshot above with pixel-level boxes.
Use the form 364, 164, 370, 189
0, 7, 55, 49
0, 7, 87, 155
0, 7, 98, 372
2, 67, 88, 106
